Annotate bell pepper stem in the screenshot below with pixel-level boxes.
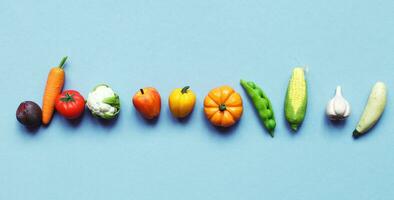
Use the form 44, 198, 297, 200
181, 86, 190, 94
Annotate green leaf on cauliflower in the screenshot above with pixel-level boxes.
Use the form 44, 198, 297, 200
103, 94, 120, 108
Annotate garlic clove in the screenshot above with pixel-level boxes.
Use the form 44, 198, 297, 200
326, 99, 336, 118
333, 87, 347, 116
326, 86, 351, 120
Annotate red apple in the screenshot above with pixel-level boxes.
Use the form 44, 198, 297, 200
132, 87, 161, 119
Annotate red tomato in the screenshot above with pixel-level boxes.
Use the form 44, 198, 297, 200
55, 90, 85, 119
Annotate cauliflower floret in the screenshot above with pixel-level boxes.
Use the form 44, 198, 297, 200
87, 85, 120, 119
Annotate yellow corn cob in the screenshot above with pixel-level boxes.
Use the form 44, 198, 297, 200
285, 67, 308, 131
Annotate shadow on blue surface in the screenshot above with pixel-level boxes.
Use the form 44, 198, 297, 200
166, 108, 193, 125
351, 118, 385, 141
282, 114, 304, 136
58, 111, 85, 129
17, 122, 40, 136
324, 115, 347, 130
352, 129, 376, 141
356, 109, 388, 140
133, 109, 160, 125
85, 109, 119, 131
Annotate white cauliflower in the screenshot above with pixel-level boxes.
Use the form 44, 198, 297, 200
87, 84, 120, 119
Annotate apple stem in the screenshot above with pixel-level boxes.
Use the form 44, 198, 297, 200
140, 89, 144, 94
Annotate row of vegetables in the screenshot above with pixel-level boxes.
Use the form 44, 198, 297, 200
16, 57, 388, 138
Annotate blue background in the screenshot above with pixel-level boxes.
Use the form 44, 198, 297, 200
1, 0, 393, 199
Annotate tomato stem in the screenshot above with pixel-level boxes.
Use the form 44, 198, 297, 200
181, 86, 190, 94
60, 93, 75, 102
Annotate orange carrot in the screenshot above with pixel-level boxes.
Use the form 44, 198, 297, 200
42, 56, 67, 125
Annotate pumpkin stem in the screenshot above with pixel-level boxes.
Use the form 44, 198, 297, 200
219, 104, 226, 111
181, 86, 190, 94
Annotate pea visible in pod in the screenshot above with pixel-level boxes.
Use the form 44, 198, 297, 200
240, 80, 276, 137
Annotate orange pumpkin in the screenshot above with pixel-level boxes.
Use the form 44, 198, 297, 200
204, 86, 243, 127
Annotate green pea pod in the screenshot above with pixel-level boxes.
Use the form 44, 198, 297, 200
241, 79, 276, 137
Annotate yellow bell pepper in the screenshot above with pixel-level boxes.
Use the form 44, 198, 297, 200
169, 86, 196, 118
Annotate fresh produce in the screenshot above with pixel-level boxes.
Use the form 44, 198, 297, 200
326, 86, 350, 121
353, 82, 387, 138
240, 80, 276, 137
55, 90, 85, 119
86, 84, 120, 119
42, 56, 68, 125
16, 101, 42, 128
284, 67, 307, 131
204, 86, 243, 127
168, 86, 196, 118
133, 87, 161, 119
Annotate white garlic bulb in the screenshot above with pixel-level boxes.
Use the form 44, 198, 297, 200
326, 86, 351, 120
